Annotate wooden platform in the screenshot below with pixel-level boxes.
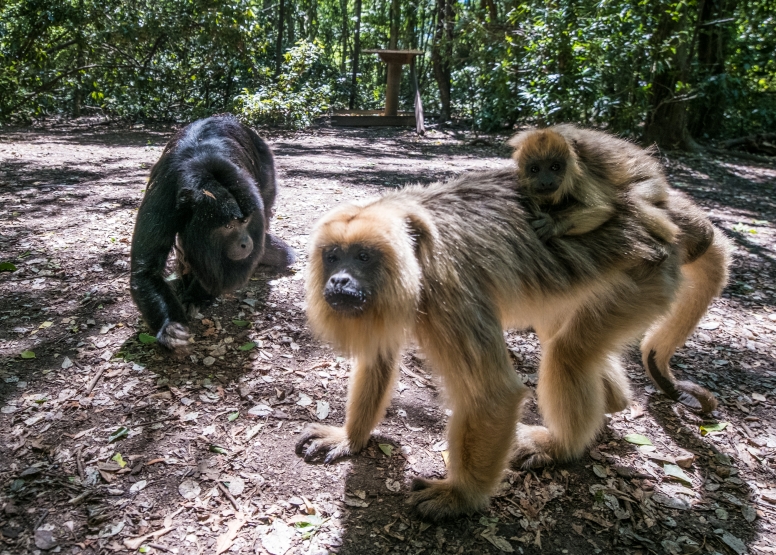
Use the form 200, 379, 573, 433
328, 110, 416, 127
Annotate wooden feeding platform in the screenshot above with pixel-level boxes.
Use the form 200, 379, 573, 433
329, 110, 416, 127
329, 49, 425, 130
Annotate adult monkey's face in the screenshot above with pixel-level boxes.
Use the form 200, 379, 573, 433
214, 213, 255, 261
321, 243, 382, 316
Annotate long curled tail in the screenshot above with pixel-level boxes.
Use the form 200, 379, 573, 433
641, 225, 730, 413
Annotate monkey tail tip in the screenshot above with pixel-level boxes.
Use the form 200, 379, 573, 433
675, 381, 718, 414
646, 350, 718, 414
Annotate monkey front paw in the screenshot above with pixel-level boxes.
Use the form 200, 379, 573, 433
511, 425, 556, 469
295, 424, 358, 464
531, 214, 556, 242
156, 322, 191, 356
407, 478, 489, 522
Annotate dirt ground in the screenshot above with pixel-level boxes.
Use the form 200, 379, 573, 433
0, 120, 775, 555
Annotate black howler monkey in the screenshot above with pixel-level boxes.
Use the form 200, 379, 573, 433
130, 115, 295, 354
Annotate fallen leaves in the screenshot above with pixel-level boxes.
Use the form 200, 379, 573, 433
137, 332, 156, 344
261, 519, 295, 555
624, 433, 652, 446
663, 464, 693, 485
123, 508, 182, 550
700, 422, 729, 436
178, 479, 201, 500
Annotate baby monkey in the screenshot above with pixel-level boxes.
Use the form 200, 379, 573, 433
508, 125, 678, 243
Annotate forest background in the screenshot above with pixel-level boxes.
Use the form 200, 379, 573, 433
0, 0, 774, 148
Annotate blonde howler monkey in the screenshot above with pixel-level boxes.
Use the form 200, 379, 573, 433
508, 124, 680, 245
296, 167, 728, 521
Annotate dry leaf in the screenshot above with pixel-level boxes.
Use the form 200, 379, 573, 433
216, 511, 248, 554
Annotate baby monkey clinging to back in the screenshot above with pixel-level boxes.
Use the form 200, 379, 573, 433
508, 124, 679, 243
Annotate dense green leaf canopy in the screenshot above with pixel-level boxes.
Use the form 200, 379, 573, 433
1, 0, 773, 141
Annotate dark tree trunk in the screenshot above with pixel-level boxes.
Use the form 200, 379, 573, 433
406, 0, 418, 49
72, 42, 83, 118
340, 0, 349, 73
555, 6, 575, 122
286, 3, 295, 46
72, 0, 84, 118
349, 0, 362, 109
688, 0, 735, 138
431, 0, 454, 122
479, 0, 497, 23
275, 0, 286, 77
390, 0, 400, 48
644, 4, 699, 150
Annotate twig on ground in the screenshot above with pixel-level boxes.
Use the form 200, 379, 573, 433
217, 481, 241, 512
85, 367, 105, 395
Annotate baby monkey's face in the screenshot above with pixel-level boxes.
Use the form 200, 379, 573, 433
524, 156, 567, 195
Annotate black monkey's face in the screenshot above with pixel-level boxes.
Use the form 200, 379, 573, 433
525, 157, 566, 195
213, 215, 255, 261
321, 243, 382, 316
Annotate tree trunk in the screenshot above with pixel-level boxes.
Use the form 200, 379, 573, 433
479, 0, 497, 23
349, 0, 362, 109
286, 3, 295, 46
340, 0, 348, 73
390, 0, 400, 49
406, 0, 418, 49
644, 3, 699, 150
688, 0, 734, 138
72, 0, 84, 118
431, 0, 454, 122
72, 42, 83, 118
275, 0, 286, 77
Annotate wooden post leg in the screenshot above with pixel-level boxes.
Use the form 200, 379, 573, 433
384, 62, 403, 116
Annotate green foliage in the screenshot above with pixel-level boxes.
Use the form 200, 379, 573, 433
0, 0, 773, 138
235, 40, 340, 128
0, 0, 276, 121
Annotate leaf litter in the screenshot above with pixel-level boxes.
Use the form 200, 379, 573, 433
0, 124, 774, 554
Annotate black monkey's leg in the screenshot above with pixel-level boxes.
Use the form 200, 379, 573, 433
259, 233, 296, 270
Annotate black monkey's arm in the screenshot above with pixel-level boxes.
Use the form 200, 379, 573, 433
129, 174, 189, 342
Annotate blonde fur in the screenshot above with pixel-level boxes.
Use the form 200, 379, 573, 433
298, 168, 727, 521
509, 125, 679, 243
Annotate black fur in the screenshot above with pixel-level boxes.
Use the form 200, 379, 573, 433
130, 115, 295, 351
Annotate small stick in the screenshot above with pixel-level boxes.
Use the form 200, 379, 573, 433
33, 508, 50, 530
75, 448, 85, 481
149, 544, 171, 552
85, 367, 105, 395
217, 481, 241, 512
136, 416, 177, 427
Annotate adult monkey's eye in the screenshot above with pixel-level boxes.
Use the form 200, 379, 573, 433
550, 163, 561, 171
224, 222, 234, 230
530, 165, 540, 173
325, 252, 338, 264
358, 252, 370, 262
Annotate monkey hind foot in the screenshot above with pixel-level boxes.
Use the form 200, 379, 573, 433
295, 423, 357, 464
646, 350, 717, 413
510, 425, 557, 469
407, 478, 490, 522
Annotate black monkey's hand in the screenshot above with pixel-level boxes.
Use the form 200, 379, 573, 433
531, 213, 557, 242
157, 321, 191, 356
295, 424, 358, 464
